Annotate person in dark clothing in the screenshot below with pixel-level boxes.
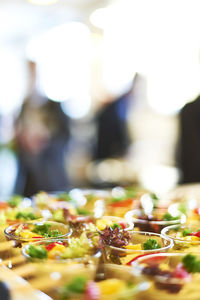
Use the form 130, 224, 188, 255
14, 61, 70, 197
177, 95, 200, 183
93, 74, 137, 160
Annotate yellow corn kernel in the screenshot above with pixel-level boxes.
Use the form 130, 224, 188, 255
125, 244, 142, 250
97, 279, 126, 295
190, 236, 200, 241
160, 263, 170, 271
96, 219, 112, 231
47, 244, 66, 259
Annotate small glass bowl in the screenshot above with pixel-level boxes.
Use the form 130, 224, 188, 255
4, 220, 71, 243
131, 252, 200, 300
161, 224, 200, 252
125, 208, 186, 233
69, 188, 110, 218
22, 238, 101, 265
26, 262, 99, 297
104, 186, 144, 218
103, 230, 173, 265
47, 264, 150, 300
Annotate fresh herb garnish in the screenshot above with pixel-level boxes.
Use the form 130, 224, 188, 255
16, 212, 37, 220
60, 276, 87, 298
182, 254, 200, 273
32, 224, 62, 237
163, 212, 179, 221
178, 204, 187, 215
143, 238, 161, 250
150, 193, 159, 201
182, 228, 193, 237
150, 193, 159, 208
27, 245, 47, 259
110, 223, 122, 230
182, 228, 200, 237
76, 208, 91, 216
110, 187, 138, 203
8, 195, 22, 207
57, 193, 72, 202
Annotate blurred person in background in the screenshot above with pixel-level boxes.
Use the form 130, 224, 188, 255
93, 74, 137, 160
14, 60, 70, 197
177, 94, 200, 183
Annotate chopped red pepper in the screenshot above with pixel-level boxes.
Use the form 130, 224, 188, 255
45, 241, 63, 251
127, 254, 166, 266
108, 199, 134, 208
119, 222, 126, 229
32, 236, 43, 239
0, 202, 8, 209
189, 231, 200, 238
194, 208, 200, 215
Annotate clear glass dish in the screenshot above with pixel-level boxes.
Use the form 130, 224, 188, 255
4, 220, 71, 243
131, 252, 200, 300
102, 230, 173, 265
44, 263, 150, 300
125, 208, 186, 233
161, 224, 200, 252
22, 237, 101, 264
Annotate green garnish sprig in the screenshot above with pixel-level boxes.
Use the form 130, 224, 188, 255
110, 223, 122, 230
60, 276, 87, 298
16, 212, 37, 220
32, 223, 62, 238
163, 212, 179, 221
182, 254, 200, 273
143, 238, 161, 250
8, 195, 22, 207
182, 228, 193, 237
27, 245, 47, 259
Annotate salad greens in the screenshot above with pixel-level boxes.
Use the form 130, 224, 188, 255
143, 238, 161, 250
60, 232, 92, 259
163, 212, 179, 221
110, 187, 138, 203
16, 212, 37, 220
182, 254, 200, 273
182, 228, 193, 237
57, 193, 72, 202
7, 195, 22, 207
60, 276, 87, 299
27, 245, 47, 259
110, 223, 122, 230
76, 208, 91, 216
32, 223, 62, 238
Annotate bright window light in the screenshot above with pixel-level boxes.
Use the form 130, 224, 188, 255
0, 48, 26, 115
96, 0, 200, 113
27, 22, 91, 118
90, 8, 109, 29
28, 0, 59, 5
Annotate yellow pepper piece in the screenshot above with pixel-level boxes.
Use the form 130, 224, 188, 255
96, 219, 112, 231
20, 230, 41, 239
125, 244, 142, 250
159, 263, 170, 271
48, 244, 66, 259
190, 236, 200, 241
97, 279, 126, 295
